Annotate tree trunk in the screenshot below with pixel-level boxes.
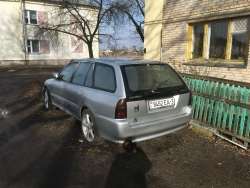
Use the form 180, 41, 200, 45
127, 14, 144, 42
136, 25, 144, 42
87, 42, 94, 58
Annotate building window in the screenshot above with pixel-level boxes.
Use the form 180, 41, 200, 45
188, 18, 250, 62
231, 33, 248, 60
25, 10, 37, 24
26, 40, 51, 54
27, 40, 39, 53
208, 21, 228, 59
191, 24, 204, 58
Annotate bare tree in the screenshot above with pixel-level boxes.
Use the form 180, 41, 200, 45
110, 0, 144, 42
34, 0, 114, 58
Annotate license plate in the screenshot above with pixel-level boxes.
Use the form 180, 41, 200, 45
148, 98, 175, 110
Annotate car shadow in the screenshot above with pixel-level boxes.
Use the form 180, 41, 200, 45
105, 143, 152, 188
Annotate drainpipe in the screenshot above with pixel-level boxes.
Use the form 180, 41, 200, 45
160, 29, 162, 62
20, 0, 27, 65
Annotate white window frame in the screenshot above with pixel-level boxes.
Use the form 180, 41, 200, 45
27, 40, 40, 53
25, 10, 38, 25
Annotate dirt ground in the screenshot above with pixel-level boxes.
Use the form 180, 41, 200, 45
1, 66, 250, 188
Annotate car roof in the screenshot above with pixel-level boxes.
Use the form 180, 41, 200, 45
75, 58, 163, 66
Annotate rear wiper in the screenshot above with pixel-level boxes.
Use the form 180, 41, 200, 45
128, 90, 154, 100
151, 78, 169, 93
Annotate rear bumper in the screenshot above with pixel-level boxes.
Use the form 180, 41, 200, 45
94, 106, 192, 143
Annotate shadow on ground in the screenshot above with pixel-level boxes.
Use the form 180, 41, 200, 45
105, 144, 152, 188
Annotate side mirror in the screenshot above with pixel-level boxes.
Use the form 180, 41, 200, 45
53, 73, 59, 79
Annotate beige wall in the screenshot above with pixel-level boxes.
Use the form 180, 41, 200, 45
144, 0, 163, 61
162, 0, 250, 82
0, 0, 99, 65
0, 1, 24, 62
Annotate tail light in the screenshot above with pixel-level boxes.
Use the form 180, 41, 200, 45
188, 90, 193, 106
115, 98, 127, 119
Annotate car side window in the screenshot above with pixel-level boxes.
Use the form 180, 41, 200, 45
84, 64, 94, 87
58, 62, 78, 82
93, 64, 116, 92
72, 62, 92, 86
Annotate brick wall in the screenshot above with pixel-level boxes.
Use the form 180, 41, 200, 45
162, 0, 250, 83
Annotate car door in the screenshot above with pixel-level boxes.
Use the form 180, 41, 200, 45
84, 63, 117, 118
50, 62, 79, 109
64, 62, 94, 119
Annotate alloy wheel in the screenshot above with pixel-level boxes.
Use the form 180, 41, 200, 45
44, 91, 49, 109
82, 113, 95, 142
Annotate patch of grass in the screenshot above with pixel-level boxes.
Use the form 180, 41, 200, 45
85, 147, 101, 156
43, 123, 70, 133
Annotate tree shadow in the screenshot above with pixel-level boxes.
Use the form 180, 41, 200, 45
0, 103, 81, 188
37, 119, 82, 188
105, 143, 152, 188
0, 71, 83, 187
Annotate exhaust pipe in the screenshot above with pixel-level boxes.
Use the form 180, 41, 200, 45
123, 140, 132, 149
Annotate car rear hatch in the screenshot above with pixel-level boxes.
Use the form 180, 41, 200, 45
120, 63, 192, 127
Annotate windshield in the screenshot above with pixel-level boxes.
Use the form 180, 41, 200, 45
121, 63, 188, 100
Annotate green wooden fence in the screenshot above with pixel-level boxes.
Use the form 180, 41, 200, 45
181, 73, 250, 148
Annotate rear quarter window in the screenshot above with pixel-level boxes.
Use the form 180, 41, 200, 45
93, 64, 116, 92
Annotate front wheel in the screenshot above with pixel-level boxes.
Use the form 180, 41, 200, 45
44, 88, 54, 110
81, 109, 104, 146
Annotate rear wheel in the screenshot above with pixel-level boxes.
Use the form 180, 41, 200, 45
44, 88, 54, 110
81, 109, 104, 146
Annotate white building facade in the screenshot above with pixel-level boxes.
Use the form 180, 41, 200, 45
0, 0, 99, 65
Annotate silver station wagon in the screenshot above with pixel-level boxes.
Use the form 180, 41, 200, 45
43, 58, 192, 146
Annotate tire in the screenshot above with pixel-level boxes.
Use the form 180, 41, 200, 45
44, 88, 54, 110
81, 109, 104, 146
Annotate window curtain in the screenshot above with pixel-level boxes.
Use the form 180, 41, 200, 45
230, 17, 250, 60
231, 17, 250, 33
209, 22, 228, 59
192, 24, 204, 58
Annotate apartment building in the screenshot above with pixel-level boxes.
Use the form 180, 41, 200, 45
144, 0, 250, 82
0, 0, 99, 65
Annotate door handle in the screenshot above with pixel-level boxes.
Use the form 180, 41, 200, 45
78, 91, 85, 96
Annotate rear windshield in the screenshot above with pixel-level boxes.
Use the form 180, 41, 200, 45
121, 63, 188, 100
